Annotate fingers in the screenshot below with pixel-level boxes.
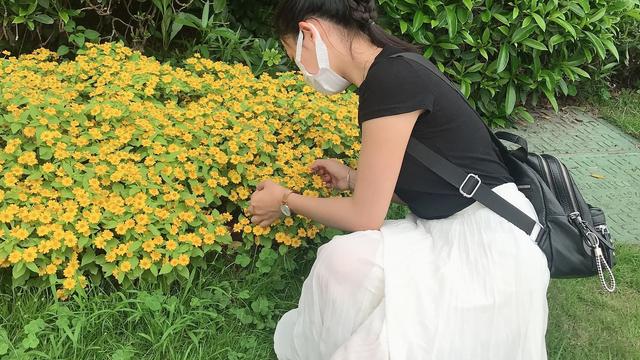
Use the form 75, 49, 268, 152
259, 220, 271, 227
250, 214, 272, 227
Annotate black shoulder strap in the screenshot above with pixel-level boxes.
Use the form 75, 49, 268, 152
391, 52, 544, 242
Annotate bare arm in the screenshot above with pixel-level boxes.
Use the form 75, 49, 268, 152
286, 109, 421, 232
346, 169, 407, 205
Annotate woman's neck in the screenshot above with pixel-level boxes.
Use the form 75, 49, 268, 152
336, 37, 384, 87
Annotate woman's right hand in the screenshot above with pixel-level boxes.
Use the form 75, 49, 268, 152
309, 158, 354, 192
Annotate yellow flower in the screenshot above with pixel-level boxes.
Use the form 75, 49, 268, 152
10, 226, 29, 240
22, 247, 38, 263
177, 254, 189, 266
140, 258, 152, 269
166, 240, 177, 251
63, 278, 76, 290
8, 251, 22, 264
120, 261, 132, 272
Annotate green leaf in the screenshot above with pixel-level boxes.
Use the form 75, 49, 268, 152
569, 66, 591, 79
399, 20, 408, 34
84, 29, 100, 41
505, 82, 516, 115
21, 335, 39, 349
626, 8, 640, 20
532, 13, 546, 31
601, 38, 619, 61
213, 0, 226, 13
567, 3, 585, 17
201, 0, 210, 29
445, 6, 458, 38
58, 10, 69, 23
479, 48, 488, 60
413, 10, 426, 31
437, 43, 459, 50
522, 38, 548, 51
12, 262, 25, 279
26, 262, 39, 273
57, 45, 69, 56
542, 87, 559, 112
511, 24, 536, 43
517, 110, 535, 123
584, 31, 606, 60
558, 78, 569, 95
550, 18, 576, 38
549, 34, 565, 49
235, 254, 251, 267
34, 14, 54, 24
497, 43, 510, 73
589, 7, 606, 22
463, 0, 473, 11
159, 263, 173, 275
460, 80, 471, 98
24, 319, 45, 334
493, 13, 510, 26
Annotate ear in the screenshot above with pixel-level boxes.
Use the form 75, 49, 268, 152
298, 21, 316, 42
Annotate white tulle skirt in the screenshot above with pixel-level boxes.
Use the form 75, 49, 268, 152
273, 182, 550, 360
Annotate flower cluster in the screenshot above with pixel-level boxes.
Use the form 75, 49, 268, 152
0, 42, 361, 298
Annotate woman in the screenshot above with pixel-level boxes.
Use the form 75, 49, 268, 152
247, 0, 550, 358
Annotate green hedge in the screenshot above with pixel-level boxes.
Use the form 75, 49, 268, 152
377, 0, 638, 125
0, 0, 288, 74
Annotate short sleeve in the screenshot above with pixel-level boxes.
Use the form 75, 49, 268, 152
358, 57, 435, 124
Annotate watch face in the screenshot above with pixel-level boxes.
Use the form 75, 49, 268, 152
280, 204, 291, 216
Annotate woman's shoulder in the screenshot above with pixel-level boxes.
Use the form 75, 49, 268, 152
361, 48, 437, 93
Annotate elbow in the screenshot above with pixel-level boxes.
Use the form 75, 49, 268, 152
349, 198, 386, 231
352, 216, 384, 232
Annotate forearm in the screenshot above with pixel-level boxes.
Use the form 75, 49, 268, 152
286, 193, 374, 232
348, 169, 406, 206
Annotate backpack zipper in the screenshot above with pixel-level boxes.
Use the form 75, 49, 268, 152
536, 154, 553, 190
559, 162, 579, 213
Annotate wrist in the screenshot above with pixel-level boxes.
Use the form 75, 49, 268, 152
348, 168, 356, 191
280, 189, 295, 217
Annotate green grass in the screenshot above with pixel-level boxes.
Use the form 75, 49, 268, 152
579, 88, 640, 139
546, 244, 640, 359
0, 254, 310, 359
1, 243, 639, 359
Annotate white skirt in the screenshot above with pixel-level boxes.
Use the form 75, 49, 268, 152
273, 182, 550, 360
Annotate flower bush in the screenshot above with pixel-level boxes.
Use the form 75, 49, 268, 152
0, 42, 361, 299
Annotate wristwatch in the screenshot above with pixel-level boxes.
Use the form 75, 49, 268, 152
280, 190, 294, 217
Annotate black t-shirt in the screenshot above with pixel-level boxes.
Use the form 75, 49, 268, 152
357, 45, 514, 219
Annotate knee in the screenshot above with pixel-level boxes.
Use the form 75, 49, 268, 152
314, 230, 383, 288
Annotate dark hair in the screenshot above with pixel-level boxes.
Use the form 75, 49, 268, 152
274, 0, 420, 54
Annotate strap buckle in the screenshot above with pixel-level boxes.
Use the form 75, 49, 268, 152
531, 221, 545, 243
459, 173, 481, 198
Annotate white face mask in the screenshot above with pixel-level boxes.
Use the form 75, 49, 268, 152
295, 23, 351, 95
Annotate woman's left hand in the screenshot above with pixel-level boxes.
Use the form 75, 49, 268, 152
248, 179, 290, 227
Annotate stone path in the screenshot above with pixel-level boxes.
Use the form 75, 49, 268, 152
507, 106, 640, 244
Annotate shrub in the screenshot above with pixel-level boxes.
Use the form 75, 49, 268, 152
613, 9, 640, 88
0, 0, 288, 74
377, 0, 636, 126
0, 42, 360, 299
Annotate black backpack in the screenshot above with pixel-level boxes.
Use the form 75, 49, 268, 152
391, 52, 616, 292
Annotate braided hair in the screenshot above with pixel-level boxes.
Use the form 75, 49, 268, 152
274, 0, 420, 53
